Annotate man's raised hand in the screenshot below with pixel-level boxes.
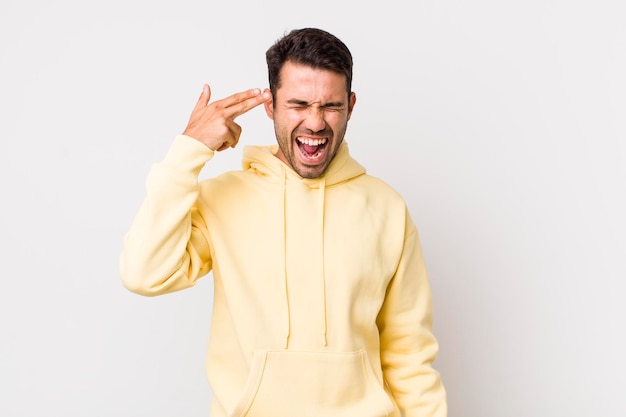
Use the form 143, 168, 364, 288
183, 84, 271, 152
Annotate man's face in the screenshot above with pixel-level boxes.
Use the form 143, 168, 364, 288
264, 61, 356, 179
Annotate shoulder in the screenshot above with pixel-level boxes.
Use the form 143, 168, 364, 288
347, 173, 407, 205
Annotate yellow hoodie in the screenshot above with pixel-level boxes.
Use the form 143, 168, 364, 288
120, 135, 447, 417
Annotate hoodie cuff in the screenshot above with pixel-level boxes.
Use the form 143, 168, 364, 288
162, 135, 215, 178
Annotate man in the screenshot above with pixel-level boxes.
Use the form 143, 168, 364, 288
120, 28, 447, 417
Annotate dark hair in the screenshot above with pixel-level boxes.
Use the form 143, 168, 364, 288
265, 28, 353, 97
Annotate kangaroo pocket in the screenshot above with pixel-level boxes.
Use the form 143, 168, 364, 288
230, 349, 397, 417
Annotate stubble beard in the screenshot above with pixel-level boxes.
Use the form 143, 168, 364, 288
275, 125, 347, 180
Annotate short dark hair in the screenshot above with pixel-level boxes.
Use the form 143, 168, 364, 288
265, 28, 353, 97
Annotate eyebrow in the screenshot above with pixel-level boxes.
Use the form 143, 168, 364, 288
285, 99, 345, 108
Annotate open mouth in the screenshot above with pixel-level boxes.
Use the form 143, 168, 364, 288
296, 137, 328, 162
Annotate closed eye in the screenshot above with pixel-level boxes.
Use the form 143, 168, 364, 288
322, 105, 344, 112
285, 100, 345, 112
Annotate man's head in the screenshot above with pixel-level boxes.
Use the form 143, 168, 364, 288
264, 28, 357, 179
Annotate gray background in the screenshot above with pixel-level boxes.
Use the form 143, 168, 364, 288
1, 0, 625, 416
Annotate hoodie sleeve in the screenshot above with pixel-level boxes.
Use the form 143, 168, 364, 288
119, 135, 215, 296
376, 209, 448, 417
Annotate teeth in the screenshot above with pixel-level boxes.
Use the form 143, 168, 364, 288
297, 137, 327, 146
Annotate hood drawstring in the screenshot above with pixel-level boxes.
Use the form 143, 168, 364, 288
319, 178, 328, 347
281, 165, 291, 349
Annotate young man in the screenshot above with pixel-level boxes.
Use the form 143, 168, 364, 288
120, 28, 447, 417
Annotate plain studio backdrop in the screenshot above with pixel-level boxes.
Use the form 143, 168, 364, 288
1, 1, 624, 416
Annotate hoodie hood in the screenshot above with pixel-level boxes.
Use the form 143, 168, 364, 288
241, 141, 365, 348
242, 141, 366, 187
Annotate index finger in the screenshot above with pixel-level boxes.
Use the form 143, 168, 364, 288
220, 88, 271, 119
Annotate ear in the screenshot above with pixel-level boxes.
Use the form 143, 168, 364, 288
263, 89, 274, 120
347, 92, 357, 121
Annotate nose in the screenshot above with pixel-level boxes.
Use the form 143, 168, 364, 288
303, 107, 326, 132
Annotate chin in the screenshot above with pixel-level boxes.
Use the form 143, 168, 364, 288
296, 164, 328, 179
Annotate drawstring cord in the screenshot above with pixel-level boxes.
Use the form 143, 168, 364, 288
281, 166, 291, 349
319, 178, 328, 346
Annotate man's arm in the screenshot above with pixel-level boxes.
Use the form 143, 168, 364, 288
119, 85, 270, 296
377, 209, 447, 417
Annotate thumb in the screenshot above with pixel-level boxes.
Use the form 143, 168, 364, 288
192, 84, 211, 112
